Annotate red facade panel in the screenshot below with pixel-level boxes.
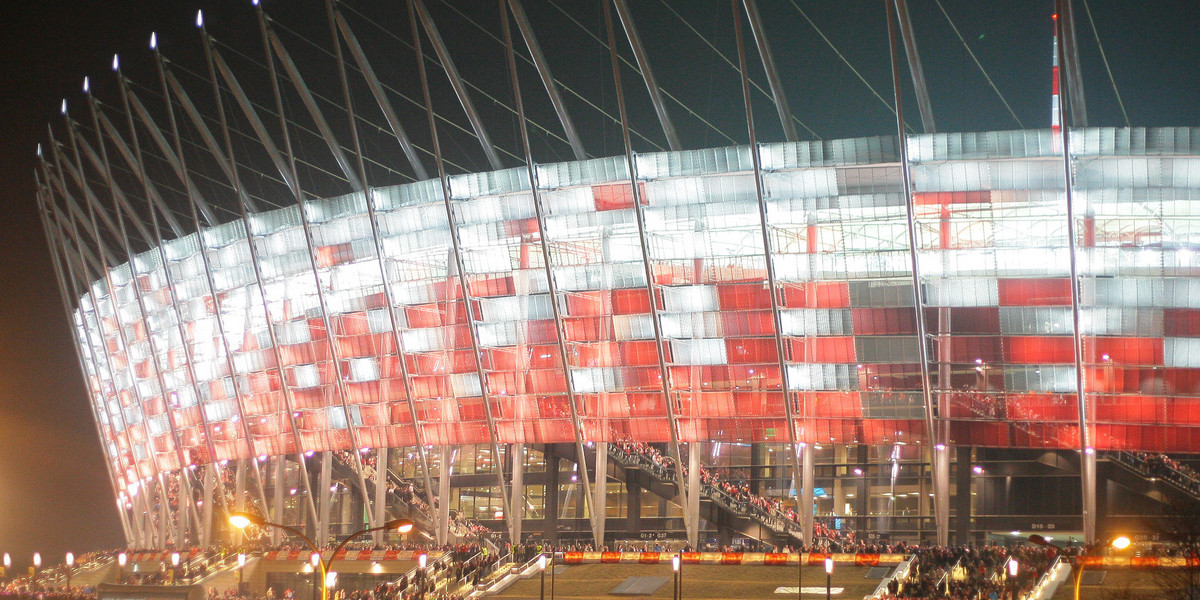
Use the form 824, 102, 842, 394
998, 278, 1072, 306
1005, 336, 1075, 364
592, 182, 648, 211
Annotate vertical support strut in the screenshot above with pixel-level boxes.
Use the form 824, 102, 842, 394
154, 51, 273, 524
410, 0, 504, 171
732, 0, 809, 545
885, 0, 947, 545
740, 0, 800, 142
603, 0, 693, 547
892, 0, 936, 133
611, 0, 682, 151
506, 0, 587, 161
499, 0, 602, 547
408, 0, 515, 542
199, 24, 320, 530
1054, 0, 1095, 543
324, 0, 440, 537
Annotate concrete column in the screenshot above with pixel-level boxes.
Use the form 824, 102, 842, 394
854, 446, 868, 532
954, 447, 972, 545
319, 452, 333, 544
1082, 449, 1097, 542
800, 443, 815, 544
593, 442, 608, 548
933, 445, 950, 545
544, 452, 560, 542
510, 443, 525, 543
438, 446, 452, 544
373, 448, 388, 545
272, 459, 285, 546
686, 444, 701, 548
626, 476, 641, 539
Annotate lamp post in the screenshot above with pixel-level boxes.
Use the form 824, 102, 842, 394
310, 552, 321, 600
418, 553, 427, 596
672, 554, 681, 600
1007, 557, 1018, 600
229, 512, 414, 600
824, 556, 833, 600
1028, 534, 1130, 600
797, 550, 803, 600
66, 552, 75, 591
538, 554, 547, 600
32, 552, 41, 587
551, 552, 556, 600
237, 553, 246, 592
117, 552, 128, 584
3, 552, 10, 579
171, 552, 180, 585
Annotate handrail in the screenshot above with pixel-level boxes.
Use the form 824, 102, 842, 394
865, 554, 915, 599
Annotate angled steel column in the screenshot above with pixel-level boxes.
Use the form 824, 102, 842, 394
122, 84, 219, 227
59, 112, 182, 547
162, 68, 261, 214
499, 0, 601, 546
154, 49, 273, 523
110, 70, 233, 531
510, 443, 524, 543
1054, 0, 1095, 543
42, 162, 108, 276
593, 442, 608, 546
36, 183, 135, 545
741, 0, 800, 142
603, 0, 693, 546
263, 23, 362, 191
886, 2, 947, 545
410, 0, 504, 171
506, 0, 587, 161
67, 132, 156, 244
611, 0, 682, 151
77, 88, 205, 544
252, 4, 376, 529
1057, 0, 1088, 128
438, 446, 452, 543
324, 0, 440, 537
732, 0, 809, 543
408, 0, 516, 542
43, 186, 149, 546
892, 0, 936, 133
91, 110, 187, 238
199, 19, 320, 530
331, 6, 429, 181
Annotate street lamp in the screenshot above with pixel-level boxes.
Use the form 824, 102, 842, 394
237, 553, 247, 590
118, 552, 128, 584
824, 557, 833, 600
32, 552, 41, 587
796, 550, 803, 600
66, 552, 75, 591
1007, 558, 1018, 600
538, 554, 547, 600
3, 553, 10, 579
1028, 534, 1130, 600
170, 552, 180, 585
672, 554, 681, 600
310, 552, 321, 600
228, 512, 414, 600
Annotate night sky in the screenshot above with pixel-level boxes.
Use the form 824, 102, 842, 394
1, 0, 1199, 571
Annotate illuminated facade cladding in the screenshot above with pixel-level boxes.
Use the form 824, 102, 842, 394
65, 125, 1200, 548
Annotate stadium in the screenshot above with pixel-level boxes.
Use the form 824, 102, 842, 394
32, 0, 1200, 560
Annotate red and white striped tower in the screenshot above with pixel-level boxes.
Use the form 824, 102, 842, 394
1051, 12, 1062, 152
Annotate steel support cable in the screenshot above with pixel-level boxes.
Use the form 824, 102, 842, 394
268, 11, 528, 168
658, 0, 820, 140
335, 1, 604, 158
931, 0, 1025, 128
209, 35, 486, 176
1080, 0, 1129, 127
545, 0, 735, 147
783, 0, 915, 134
444, 0, 736, 148
165, 58, 472, 179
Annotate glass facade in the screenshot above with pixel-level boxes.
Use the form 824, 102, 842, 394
69, 127, 1200, 543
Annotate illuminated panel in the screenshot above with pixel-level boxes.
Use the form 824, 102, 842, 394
306, 192, 415, 450
449, 169, 575, 444
375, 181, 490, 445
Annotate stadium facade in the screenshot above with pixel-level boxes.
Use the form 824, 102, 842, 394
34, 0, 1200, 552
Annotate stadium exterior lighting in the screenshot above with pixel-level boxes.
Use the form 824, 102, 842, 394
824, 557, 833, 600
1028, 534, 1130, 600
65, 552, 74, 590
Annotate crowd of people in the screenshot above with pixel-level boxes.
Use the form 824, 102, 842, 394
611, 442, 848, 548
872, 543, 1057, 600
1120, 451, 1200, 498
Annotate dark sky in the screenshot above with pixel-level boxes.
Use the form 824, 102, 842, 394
1, 0, 1199, 571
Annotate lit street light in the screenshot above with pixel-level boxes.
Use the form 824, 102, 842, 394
824, 556, 833, 600
65, 552, 75, 591
229, 511, 413, 600
1028, 534, 1130, 600
117, 552, 128, 584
